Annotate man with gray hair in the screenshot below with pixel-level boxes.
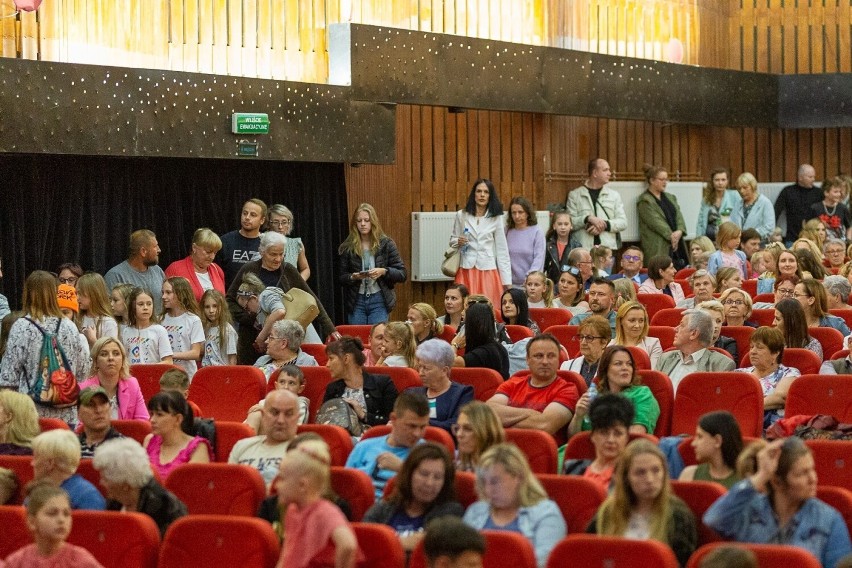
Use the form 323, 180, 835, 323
568, 247, 595, 289
655, 309, 735, 392
824, 238, 848, 270
824, 275, 852, 310
407, 339, 474, 433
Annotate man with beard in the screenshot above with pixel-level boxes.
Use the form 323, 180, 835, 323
569, 277, 617, 337
215, 198, 268, 287
104, 229, 167, 313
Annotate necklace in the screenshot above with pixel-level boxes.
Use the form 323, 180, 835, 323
824, 202, 838, 216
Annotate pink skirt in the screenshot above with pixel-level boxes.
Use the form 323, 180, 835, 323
456, 267, 504, 307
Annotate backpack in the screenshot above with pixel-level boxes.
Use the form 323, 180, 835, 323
23, 317, 79, 408
316, 398, 364, 437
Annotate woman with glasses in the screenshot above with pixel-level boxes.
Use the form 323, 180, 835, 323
560, 315, 610, 387
267, 204, 311, 282
610, 301, 662, 368
56, 262, 84, 290
552, 266, 590, 315
164, 228, 225, 302
720, 288, 757, 328
638, 255, 685, 303
753, 274, 799, 309
454, 401, 505, 472
705, 437, 851, 568
637, 165, 689, 268
407, 340, 473, 434
774, 298, 823, 360
338, 203, 406, 325
795, 278, 852, 336
450, 179, 512, 307
676, 270, 716, 309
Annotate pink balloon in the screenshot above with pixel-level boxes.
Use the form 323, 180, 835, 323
664, 38, 684, 64
14, 0, 42, 12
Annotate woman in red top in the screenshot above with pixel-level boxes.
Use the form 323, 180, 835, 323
164, 228, 225, 302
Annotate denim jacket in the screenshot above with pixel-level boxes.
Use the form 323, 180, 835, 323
704, 479, 851, 568
463, 499, 566, 568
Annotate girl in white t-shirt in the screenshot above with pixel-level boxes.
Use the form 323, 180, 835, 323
200, 289, 237, 366
77, 273, 119, 347
524, 270, 553, 308
160, 277, 205, 379
121, 287, 173, 365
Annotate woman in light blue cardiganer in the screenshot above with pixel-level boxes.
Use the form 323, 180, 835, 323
696, 167, 742, 240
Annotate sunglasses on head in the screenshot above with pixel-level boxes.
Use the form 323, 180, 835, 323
560, 266, 581, 277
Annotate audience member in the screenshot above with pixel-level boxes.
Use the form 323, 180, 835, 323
824, 238, 847, 269
591, 245, 614, 277
56, 283, 92, 368
143, 391, 212, 479
199, 289, 237, 366
704, 437, 851, 568
731, 172, 776, 242
612, 277, 638, 310
569, 277, 617, 336
440, 284, 469, 330
363, 443, 464, 552
160, 277, 205, 379
708, 222, 748, 279
76, 272, 119, 347
500, 288, 540, 333
345, 392, 430, 498
408, 339, 473, 433
376, 321, 417, 368
736, 326, 800, 430
656, 309, 735, 392
740, 228, 763, 261
568, 247, 595, 290
639, 255, 685, 303
609, 245, 647, 284
567, 158, 626, 251
121, 287, 174, 365
637, 165, 688, 268
164, 227, 225, 301
254, 319, 318, 379
363, 322, 386, 366
452, 303, 509, 380
610, 301, 662, 368
796, 278, 852, 335
267, 204, 312, 281
423, 516, 486, 568
505, 196, 545, 286
408, 303, 444, 345
677, 269, 716, 309
32, 429, 105, 510
690, 237, 716, 267
0, 390, 39, 455
812, 176, 852, 242
715, 266, 744, 293
758, 247, 803, 294
463, 443, 566, 568
752, 274, 798, 309
794, 246, 827, 279
229, 389, 299, 485
590, 439, 698, 566
245, 364, 309, 429
774, 297, 823, 359
698, 546, 758, 568
158, 368, 203, 418
94, 437, 187, 537
570, 346, 659, 436
562, 316, 610, 386
696, 167, 740, 240
552, 266, 590, 315
76, 386, 124, 459
679, 411, 744, 489
824, 275, 852, 310
696, 300, 740, 364
104, 230, 167, 313
215, 198, 267, 287
453, 401, 505, 473
79, 337, 149, 420
720, 287, 756, 328
543, 211, 573, 286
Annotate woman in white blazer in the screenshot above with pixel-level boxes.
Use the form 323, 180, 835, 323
450, 179, 512, 306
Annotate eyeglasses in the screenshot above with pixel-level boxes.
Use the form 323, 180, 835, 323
269, 219, 291, 227
236, 291, 254, 298
776, 288, 795, 297
794, 292, 811, 298
267, 336, 285, 342
58, 277, 78, 285
722, 300, 744, 306
577, 261, 593, 266
451, 423, 474, 436
577, 335, 605, 342
622, 255, 641, 262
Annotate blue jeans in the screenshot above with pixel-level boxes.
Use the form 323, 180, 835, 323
348, 293, 388, 325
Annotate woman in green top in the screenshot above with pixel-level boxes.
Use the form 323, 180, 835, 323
678, 411, 744, 489
568, 345, 660, 436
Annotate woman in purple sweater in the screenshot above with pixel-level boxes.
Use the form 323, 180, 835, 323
505, 197, 545, 287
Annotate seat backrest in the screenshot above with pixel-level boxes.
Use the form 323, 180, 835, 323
741, 347, 822, 375
674, 278, 693, 297
437, 324, 457, 344
364, 366, 421, 394
648, 326, 676, 350
720, 326, 754, 366
330, 466, 375, 522
297, 366, 337, 422
454, 471, 478, 508
530, 308, 571, 332
0, 455, 33, 504
111, 418, 154, 444
537, 474, 606, 534
636, 293, 676, 317
750, 308, 775, 326
503, 428, 558, 474
547, 534, 679, 568
352, 522, 406, 568
410, 530, 537, 568
675, 267, 696, 279
335, 325, 373, 344
164, 463, 265, 516
672, 372, 763, 437
809, 326, 845, 360
450, 367, 504, 401
829, 309, 852, 330
563, 431, 659, 461
131, 363, 181, 403
670, 480, 725, 546
805, 439, 852, 489
625, 345, 652, 370
38, 417, 70, 431
300, 343, 329, 366
298, 424, 354, 466
831, 349, 850, 362
188, 365, 266, 422
786, 374, 852, 422
159, 515, 279, 568
686, 542, 822, 568
360, 425, 455, 455
505, 324, 535, 342
76, 459, 106, 496
69, 510, 160, 568
0, 505, 29, 557
816, 486, 852, 535
637, 370, 674, 437
752, 292, 775, 303
650, 308, 686, 327
741, 279, 758, 297
543, 325, 581, 357
214, 420, 257, 462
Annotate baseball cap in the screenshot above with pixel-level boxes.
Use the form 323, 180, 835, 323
78, 386, 109, 406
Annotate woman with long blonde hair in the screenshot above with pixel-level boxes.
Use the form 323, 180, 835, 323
592, 439, 697, 566
338, 203, 406, 325
610, 301, 662, 368
453, 401, 505, 472
76, 273, 119, 347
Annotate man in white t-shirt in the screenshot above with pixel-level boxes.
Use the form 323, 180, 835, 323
228, 389, 299, 485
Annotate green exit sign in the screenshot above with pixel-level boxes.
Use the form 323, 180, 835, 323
231, 113, 270, 134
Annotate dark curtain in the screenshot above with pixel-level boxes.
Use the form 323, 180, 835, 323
0, 154, 349, 323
